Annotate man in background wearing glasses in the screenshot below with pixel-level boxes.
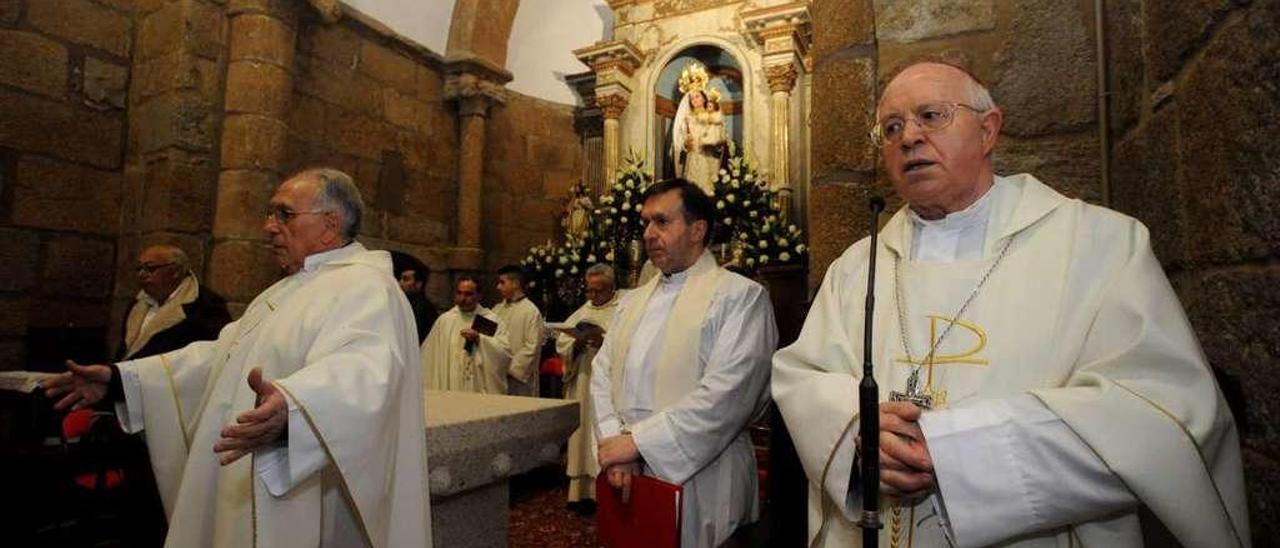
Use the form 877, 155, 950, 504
119, 245, 230, 361
45, 168, 431, 548
773, 59, 1248, 547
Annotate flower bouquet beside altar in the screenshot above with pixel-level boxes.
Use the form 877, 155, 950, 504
711, 144, 807, 274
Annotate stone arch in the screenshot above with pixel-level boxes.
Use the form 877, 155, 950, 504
446, 0, 521, 66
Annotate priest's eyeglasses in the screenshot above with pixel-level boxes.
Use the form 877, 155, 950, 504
137, 262, 174, 275
265, 205, 328, 225
870, 102, 985, 146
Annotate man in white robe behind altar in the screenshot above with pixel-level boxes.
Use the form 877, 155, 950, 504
45, 168, 431, 548
772, 60, 1249, 548
556, 263, 623, 508
592, 178, 778, 548
493, 264, 545, 397
422, 275, 512, 394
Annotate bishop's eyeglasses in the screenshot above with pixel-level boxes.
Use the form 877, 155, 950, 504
870, 102, 985, 146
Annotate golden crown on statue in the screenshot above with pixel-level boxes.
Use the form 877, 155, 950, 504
678, 62, 721, 103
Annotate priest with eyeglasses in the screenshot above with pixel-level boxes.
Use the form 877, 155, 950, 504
45, 168, 431, 548
772, 60, 1248, 548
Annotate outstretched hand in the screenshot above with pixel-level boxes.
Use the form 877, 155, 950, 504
213, 367, 288, 466
44, 360, 113, 411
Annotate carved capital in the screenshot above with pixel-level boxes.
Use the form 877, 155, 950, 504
597, 94, 629, 119
574, 40, 644, 80
765, 64, 799, 93
743, 3, 812, 60
445, 74, 505, 116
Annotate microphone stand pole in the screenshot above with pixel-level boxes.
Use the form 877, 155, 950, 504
856, 196, 886, 547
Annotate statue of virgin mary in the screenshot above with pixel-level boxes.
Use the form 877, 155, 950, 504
670, 62, 726, 194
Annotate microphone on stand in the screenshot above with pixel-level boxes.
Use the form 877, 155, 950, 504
856, 196, 886, 547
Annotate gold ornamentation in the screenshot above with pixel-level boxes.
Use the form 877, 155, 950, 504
765, 63, 799, 93
894, 316, 990, 367
597, 94, 629, 119
677, 61, 721, 103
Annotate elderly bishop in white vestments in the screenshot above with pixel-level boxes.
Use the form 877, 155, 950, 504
772, 62, 1248, 548
556, 264, 623, 503
593, 180, 778, 548
422, 276, 512, 394
46, 169, 431, 548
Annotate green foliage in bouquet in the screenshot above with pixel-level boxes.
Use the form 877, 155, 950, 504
710, 143, 807, 272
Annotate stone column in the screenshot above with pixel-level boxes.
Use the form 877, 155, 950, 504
597, 93, 629, 185
210, 0, 301, 312
765, 63, 799, 191
574, 40, 642, 184
443, 58, 511, 272
745, 3, 811, 225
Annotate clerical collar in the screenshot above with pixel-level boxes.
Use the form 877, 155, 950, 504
660, 268, 690, 286
908, 184, 995, 230
301, 242, 358, 273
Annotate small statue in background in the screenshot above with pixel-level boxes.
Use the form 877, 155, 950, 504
563, 182, 593, 242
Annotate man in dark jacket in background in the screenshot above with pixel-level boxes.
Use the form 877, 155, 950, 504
121, 245, 231, 360
392, 251, 439, 344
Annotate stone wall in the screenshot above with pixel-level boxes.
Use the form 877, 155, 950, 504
482, 92, 582, 278
812, 0, 1279, 542
113, 0, 226, 353
281, 14, 460, 309
809, 0, 1103, 288
0, 0, 132, 367
1104, 1, 1279, 543
0, 0, 584, 366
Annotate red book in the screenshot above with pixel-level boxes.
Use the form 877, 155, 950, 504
596, 473, 683, 548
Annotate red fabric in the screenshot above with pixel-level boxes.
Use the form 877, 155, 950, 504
62, 409, 96, 439
74, 469, 124, 490
62, 409, 126, 491
541, 356, 565, 376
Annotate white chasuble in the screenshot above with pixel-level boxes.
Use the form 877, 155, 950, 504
493, 297, 545, 397
421, 305, 511, 394
772, 174, 1248, 548
555, 292, 623, 502
115, 243, 431, 548
591, 251, 778, 548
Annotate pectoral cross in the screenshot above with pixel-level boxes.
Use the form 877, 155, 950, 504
889, 368, 936, 410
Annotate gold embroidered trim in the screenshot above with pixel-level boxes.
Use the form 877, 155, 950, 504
1109, 380, 1245, 548
276, 383, 376, 548
158, 353, 191, 451
887, 500, 918, 548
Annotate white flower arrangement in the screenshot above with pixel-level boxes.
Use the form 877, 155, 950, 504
707, 143, 808, 272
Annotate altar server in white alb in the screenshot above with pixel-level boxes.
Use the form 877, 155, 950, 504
492, 264, 545, 397
45, 168, 431, 548
422, 275, 512, 394
772, 60, 1249, 547
555, 263, 624, 505
592, 178, 778, 548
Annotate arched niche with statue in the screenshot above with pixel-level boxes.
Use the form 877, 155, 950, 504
654, 46, 744, 193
